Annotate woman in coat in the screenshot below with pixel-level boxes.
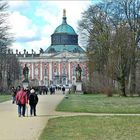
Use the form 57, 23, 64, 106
16, 87, 28, 117
29, 89, 38, 116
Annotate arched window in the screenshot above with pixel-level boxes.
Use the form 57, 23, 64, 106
44, 68, 47, 76
72, 64, 76, 76
53, 64, 57, 75
35, 68, 38, 79
62, 62, 66, 75
44, 65, 48, 76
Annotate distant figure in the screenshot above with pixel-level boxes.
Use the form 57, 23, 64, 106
52, 86, 55, 94
50, 86, 53, 95
16, 87, 28, 117
75, 64, 82, 82
11, 87, 17, 104
62, 86, 65, 94
45, 87, 48, 94
29, 89, 38, 116
68, 88, 71, 94
23, 64, 29, 82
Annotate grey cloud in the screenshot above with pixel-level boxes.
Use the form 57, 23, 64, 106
16, 36, 41, 43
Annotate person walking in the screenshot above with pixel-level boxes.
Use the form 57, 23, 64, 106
62, 86, 65, 94
50, 86, 53, 95
11, 87, 17, 104
29, 88, 38, 116
16, 87, 28, 117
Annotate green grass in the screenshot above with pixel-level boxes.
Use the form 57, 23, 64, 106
0, 95, 11, 103
56, 94, 140, 113
39, 116, 140, 140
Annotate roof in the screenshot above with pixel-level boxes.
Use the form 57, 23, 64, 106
45, 10, 84, 54
54, 22, 76, 35
45, 45, 85, 53
54, 12, 76, 35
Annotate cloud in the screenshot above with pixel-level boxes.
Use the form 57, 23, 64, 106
16, 36, 41, 43
9, 11, 40, 41
27, 37, 50, 52
9, 1, 92, 53
10, 42, 24, 53
35, 1, 91, 48
36, 1, 91, 31
10, 37, 49, 54
8, 1, 29, 11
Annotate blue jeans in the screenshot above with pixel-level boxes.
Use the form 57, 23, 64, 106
18, 104, 26, 116
30, 104, 36, 116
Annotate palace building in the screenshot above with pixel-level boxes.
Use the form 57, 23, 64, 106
16, 10, 88, 86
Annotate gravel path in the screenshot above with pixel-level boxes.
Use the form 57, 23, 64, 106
0, 93, 65, 140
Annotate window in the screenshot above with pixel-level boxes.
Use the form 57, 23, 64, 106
72, 65, 76, 76
62, 62, 67, 75
53, 64, 57, 75
44, 68, 47, 76
35, 68, 38, 79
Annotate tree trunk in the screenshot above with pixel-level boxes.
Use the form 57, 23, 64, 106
120, 77, 126, 97
130, 60, 136, 96
118, 69, 127, 97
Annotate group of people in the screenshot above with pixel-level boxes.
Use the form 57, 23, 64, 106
11, 84, 67, 117
50, 85, 66, 94
11, 86, 38, 117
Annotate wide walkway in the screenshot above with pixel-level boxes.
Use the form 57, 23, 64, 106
0, 92, 65, 140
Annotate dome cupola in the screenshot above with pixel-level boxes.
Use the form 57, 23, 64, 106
54, 9, 76, 35
45, 9, 85, 54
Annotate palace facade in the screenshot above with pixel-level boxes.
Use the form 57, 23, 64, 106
16, 10, 88, 86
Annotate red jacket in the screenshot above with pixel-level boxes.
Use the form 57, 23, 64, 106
16, 89, 28, 105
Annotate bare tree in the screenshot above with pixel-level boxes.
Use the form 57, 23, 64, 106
78, 0, 140, 95
6, 52, 20, 88
108, 25, 134, 96
0, 1, 19, 91
105, 0, 140, 95
79, 5, 113, 94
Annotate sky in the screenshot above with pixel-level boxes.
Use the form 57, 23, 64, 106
8, 0, 96, 54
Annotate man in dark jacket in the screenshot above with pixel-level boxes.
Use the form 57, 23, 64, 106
29, 88, 38, 116
62, 86, 65, 94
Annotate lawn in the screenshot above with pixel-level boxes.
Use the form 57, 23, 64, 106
39, 116, 140, 140
0, 95, 11, 103
56, 94, 140, 113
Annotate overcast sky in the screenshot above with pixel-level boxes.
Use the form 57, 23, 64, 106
8, 0, 96, 53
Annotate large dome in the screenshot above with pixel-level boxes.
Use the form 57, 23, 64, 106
54, 23, 76, 34
45, 9, 85, 54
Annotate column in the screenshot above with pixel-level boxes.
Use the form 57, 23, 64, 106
32, 63, 34, 79
40, 62, 42, 81
58, 62, 61, 84
49, 62, 52, 81
59, 61, 61, 75
68, 61, 71, 81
